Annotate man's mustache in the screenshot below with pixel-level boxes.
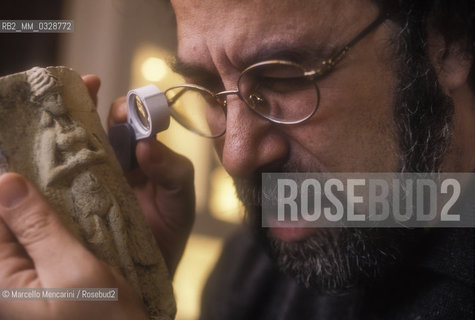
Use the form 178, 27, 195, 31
234, 176, 262, 207
233, 156, 322, 209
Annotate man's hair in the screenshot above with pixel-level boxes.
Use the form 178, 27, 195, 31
369, 0, 474, 172
374, 0, 474, 89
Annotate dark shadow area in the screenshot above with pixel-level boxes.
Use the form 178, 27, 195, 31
0, 0, 62, 76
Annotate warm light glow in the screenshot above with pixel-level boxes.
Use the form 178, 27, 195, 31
141, 57, 168, 82
131, 46, 229, 320
174, 235, 223, 320
209, 167, 244, 224
131, 45, 211, 213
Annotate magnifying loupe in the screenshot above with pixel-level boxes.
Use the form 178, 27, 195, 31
108, 84, 170, 171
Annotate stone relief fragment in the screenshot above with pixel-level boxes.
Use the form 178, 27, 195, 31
0, 67, 176, 320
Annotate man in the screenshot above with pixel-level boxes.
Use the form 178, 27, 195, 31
0, 0, 473, 319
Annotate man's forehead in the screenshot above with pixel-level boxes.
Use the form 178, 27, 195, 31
171, 0, 377, 30
172, 0, 345, 35
171, 0, 379, 72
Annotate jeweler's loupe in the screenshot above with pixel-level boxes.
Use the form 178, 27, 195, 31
108, 84, 170, 171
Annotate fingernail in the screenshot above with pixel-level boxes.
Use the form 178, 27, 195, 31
118, 102, 127, 117
0, 175, 29, 208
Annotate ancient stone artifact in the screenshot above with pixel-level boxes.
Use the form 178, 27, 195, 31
0, 67, 176, 320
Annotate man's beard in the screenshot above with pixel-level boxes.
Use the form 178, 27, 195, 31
232, 41, 455, 293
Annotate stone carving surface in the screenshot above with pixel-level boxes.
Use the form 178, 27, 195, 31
0, 67, 176, 320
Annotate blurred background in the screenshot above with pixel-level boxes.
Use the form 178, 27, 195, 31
0, 1, 244, 319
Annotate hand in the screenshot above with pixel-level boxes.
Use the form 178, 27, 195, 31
86, 74, 195, 273
82, 74, 101, 106
0, 173, 149, 320
108, 95, 195, 275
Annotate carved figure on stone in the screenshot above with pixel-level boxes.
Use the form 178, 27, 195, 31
0, 67, 176, 320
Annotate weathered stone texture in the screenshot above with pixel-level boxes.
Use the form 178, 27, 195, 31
0, 67, 176, 320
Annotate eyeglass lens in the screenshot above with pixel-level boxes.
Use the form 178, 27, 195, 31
239, 62, 319, 123
166, 62, 319, 138
165, 86, 226, 138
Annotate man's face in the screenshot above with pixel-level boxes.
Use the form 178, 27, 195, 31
171, 0, 435, 291
172, 0, 399, 236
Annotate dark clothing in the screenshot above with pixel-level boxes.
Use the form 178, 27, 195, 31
200, 228, 474, 320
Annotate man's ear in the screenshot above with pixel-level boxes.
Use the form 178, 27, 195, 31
428, 32, 473, 94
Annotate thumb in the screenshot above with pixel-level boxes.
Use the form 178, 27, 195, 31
82, 74, 101, 106
0, 173, 99, 286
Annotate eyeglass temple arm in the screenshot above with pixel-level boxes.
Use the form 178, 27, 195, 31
165, 87, 187, 105
346, 12, 389, 50
166, 84, 230, 105
315, 12, 389, 77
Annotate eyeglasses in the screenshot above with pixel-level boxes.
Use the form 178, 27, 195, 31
165, 13, 388, 138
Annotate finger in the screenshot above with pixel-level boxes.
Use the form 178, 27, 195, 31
0, 173, 99, 286
81, 74, 101, 106
135, 138, 195, 191
107, 96, 127, 128
132, 139, 195, 273
0, 210, 38, 289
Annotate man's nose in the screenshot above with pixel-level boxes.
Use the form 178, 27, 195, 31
219, 95, 289, 178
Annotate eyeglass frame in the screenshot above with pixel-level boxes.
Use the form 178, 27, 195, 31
165, 12, 389, 138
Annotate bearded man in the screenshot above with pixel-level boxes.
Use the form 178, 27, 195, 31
0, 0, 473, 319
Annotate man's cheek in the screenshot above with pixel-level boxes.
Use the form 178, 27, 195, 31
292, 116, 397, 172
